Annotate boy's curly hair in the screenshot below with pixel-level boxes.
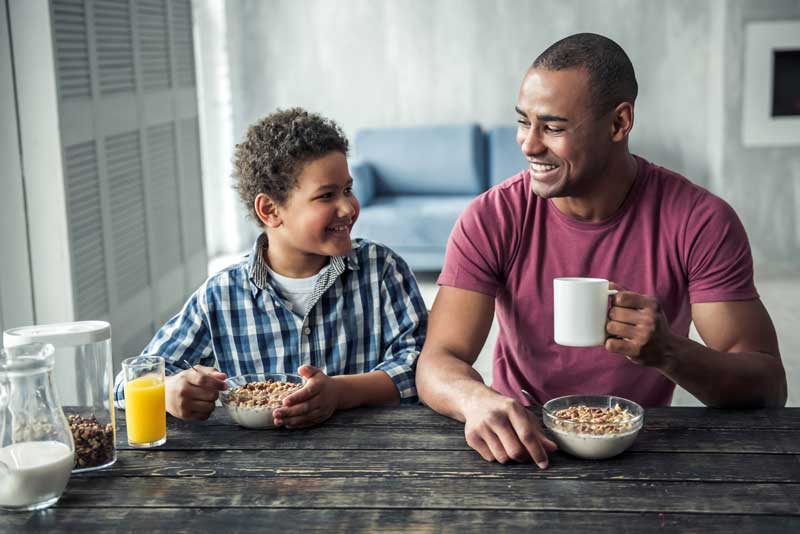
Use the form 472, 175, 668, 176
233, 107, 349, 221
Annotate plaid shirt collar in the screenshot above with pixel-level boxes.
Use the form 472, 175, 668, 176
247, 233, 360, 296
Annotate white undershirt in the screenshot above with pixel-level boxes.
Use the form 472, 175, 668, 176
266, 264, 327, 316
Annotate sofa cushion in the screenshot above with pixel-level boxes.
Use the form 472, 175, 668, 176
354, 124, 486, 195
348, 158, 376, 207
487, 126, 529, 186
353, 195, 474, 250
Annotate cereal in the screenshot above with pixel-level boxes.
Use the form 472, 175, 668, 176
550, 404, 636, 435
68, 414, 115, 469
226, 380, 302, 410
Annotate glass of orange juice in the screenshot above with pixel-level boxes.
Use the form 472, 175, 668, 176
122, 356, 167, 448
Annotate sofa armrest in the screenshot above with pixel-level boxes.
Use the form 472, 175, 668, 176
349, 158, 376, 207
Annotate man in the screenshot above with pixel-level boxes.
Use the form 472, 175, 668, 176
415, 33, 786, 469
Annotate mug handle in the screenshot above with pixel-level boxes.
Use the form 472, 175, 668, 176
608, 290, 618, 296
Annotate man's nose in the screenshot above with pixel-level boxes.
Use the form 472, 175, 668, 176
519, 127, 546, 157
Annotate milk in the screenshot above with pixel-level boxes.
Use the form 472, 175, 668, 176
227, 404, 277, 429
0, 441, 74, 509
548, 426, 639, 460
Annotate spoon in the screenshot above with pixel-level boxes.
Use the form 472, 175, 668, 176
176, 359, 200, 374
520, 389, 541, 409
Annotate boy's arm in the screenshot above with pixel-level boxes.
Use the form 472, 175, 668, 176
274, 251, 428, 427
113, 289, 214, 408
332, 371, 400, 409
371, 252, 429, 404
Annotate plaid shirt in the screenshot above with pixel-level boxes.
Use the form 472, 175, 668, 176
113, 235, 428, 407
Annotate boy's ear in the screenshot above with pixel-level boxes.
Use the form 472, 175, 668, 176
254, 193, 282, 228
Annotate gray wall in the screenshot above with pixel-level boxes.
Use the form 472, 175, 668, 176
716, 0, 800, 268
202, 0, 800, 269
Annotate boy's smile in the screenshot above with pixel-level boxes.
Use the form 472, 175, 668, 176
262, 151, 360, 278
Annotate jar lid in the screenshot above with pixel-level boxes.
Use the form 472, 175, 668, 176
4, 321, 111, 348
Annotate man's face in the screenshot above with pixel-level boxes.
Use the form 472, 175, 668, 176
515, 67, 613, 199
274, 151, 360, 260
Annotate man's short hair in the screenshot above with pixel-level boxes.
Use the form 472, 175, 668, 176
532, 33, 638, 115
233, 107, 349, 220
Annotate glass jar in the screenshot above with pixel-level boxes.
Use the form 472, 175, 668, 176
3, 321, 116, 472
0, 343, 75, 511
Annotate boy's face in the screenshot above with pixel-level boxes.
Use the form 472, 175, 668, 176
270, 151, 359, 267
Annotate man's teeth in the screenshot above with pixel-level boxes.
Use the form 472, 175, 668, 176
530, 162, 558, 172
327, 225, 348, 232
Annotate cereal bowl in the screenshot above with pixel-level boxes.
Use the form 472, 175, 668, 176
219, 373, 305, 429
542, 395, 644, 460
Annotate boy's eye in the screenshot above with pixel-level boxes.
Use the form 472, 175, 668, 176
344, 187, 353, 195
319, 192, 333, 200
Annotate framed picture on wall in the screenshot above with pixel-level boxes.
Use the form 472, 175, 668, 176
742, 20, 800, 147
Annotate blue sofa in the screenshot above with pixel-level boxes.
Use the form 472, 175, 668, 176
350, 124, 528, 272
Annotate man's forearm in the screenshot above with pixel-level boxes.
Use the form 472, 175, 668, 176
659, 336, 787, 408
417, 350, 498, 422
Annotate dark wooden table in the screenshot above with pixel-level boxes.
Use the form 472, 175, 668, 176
3, 405, 800, 532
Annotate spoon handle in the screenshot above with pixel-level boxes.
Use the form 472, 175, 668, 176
520, 389, 541, 409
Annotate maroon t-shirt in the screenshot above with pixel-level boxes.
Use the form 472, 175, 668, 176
438, 156, 758, 407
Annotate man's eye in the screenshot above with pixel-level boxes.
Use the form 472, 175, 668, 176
544, 125, 564, 134
517, 120, 530, 128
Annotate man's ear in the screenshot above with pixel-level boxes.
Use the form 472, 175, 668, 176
610, 102, 634, 142
254, 193, 282, 228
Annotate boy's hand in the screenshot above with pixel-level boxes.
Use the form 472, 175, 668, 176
273, 365, 340, 428
165, 365, 227, 421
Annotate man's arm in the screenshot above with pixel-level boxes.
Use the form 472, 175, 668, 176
416, 286, 495, 419
606, 291, 786, 408
416, 286, 557, 467
667, 300, 785, 407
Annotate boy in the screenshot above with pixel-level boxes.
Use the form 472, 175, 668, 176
114, 108, 428, 428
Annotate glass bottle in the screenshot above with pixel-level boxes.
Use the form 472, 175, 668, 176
4, 321, 116, 472
0, 343, 75, 511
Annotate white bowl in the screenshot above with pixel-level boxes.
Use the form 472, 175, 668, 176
542, 395, 644, 460
219, 373, 305, 429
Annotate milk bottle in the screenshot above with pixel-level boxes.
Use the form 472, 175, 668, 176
0, 343, 75, 511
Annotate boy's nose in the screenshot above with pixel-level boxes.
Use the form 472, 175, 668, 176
337, 197, 357, 217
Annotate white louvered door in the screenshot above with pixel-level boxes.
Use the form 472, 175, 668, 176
0, 0, 35, 333
9, 0, 206, 368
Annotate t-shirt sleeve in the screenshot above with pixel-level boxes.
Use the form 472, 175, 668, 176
684, 195, 759, 304
437, 189, 515, 297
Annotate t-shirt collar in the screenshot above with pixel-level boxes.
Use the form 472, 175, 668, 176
247, 233, 360, 294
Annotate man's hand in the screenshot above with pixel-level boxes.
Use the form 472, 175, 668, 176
463, 391, 557, 468
605, 283, 677, 368
165, 365, 227, 420
273, 365, 340, 428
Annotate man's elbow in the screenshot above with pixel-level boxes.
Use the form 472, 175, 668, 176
768, 370, 788, 408
415, 350, 435, 404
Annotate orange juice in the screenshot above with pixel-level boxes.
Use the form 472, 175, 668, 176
124, 375, 166, 445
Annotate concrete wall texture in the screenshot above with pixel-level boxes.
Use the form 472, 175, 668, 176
203, 0, 800, 268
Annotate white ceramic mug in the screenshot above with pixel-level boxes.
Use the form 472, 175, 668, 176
553, 277, 618, 347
